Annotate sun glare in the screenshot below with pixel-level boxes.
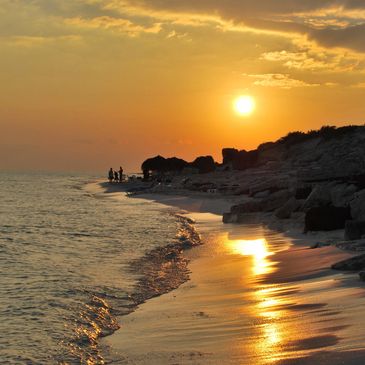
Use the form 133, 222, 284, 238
234, 95, 255, 116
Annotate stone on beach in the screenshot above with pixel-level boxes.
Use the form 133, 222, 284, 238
330, 183, 357, 207
350, 189, 365, 220
302, 183, 334, 211
345, 220, 365, 240
359, 271, 365, 281
304, 206, 351, 232
275, 197, 301, 219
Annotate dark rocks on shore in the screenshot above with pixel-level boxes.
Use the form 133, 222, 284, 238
304, 206, 351, 232
332, 254, 365, 271
191, 156, 216, 174
359, 271, 365, 281
295, 186, 312, 200
275, 197, 301, 219
302, 183, 334, 211
141, 155, 189, 173
222, 148, 258, 170
345, 220, 365, 240
261, 189, 293, 212
350, 189, 365, 221
231, 200, 263, 214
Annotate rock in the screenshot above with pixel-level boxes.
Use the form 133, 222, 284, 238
223, 212, 237, 223
261, 190, 293, 212
141, 155, 189, 173
230, 200, 263, 214
330, 183, 357, 207
295, 186, 312, 200
359, 271, 365, 281
275, 197, 301, 219
232, 150, 259, 170
222, 148, 239, 165
350, 189, 365, 220
236, 213, 261, 224
302, 183, 335, 211
304, 206, 351, 232
253, 190, 271, 199
191, 156, 216, 174
332, 254, 365, 271
345, 220, 365, 240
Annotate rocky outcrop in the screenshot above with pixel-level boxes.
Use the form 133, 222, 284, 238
275, 197, 301, 219
359, 271, 365, 281
345, 220, 365, 240
302, 183, 334, 211
261, 189, 293, 212
191, 156, 216, 174
222, 148, 239, 165
141, 155, 189, 173
330, 184, 357, 207
350, 190, 365, 220
304, 206, 351, 232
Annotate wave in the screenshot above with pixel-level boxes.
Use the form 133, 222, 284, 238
65, 214, 202, 364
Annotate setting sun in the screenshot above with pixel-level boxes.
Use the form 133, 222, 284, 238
234, 95, 256, 116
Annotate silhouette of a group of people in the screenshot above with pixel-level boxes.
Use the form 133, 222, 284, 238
108, 166, 124, 183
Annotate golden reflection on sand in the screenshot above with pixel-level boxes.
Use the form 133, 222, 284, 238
227, 238, 274, 276
256, 286, 288, 363
226, 237, 289, 363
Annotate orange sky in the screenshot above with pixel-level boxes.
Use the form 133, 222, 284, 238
1, 1, 365, 172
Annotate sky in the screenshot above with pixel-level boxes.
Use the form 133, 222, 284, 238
1, 0, 365, 172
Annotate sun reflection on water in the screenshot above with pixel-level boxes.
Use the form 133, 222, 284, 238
226, 236, 290, 362
227, 238, 274, 276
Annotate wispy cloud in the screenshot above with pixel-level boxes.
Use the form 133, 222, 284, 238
246, 73, 319, 89
65, 16, 162, 36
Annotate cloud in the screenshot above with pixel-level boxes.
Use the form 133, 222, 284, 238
246, 73, 319, 89
65, 16, 162, 36
261, 45, 363, 72
107, 1, 365, 52
0, 35, 82, 47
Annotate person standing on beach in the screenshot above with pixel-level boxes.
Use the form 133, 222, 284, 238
119, 166, 124, 182
114, 170, 119, 182
108, 168, 114, 183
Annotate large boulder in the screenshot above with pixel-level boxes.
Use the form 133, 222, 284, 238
330, 184, 357, 207
141, 155, 166, 172
350, 189, 365, 220
302, 183, 335, 211
275, 197, 301, 219
223, 212, 238, 223
304, 206, 351, 232
141, 155, 189, 173
232, 150, 258, 170
295, 186, 312, 200
230, 200, 263, 214
345, 220, 365, 240
332, 254, 365, 271
261, 190, 293, 212
191, 156, 216, 174
222, 148, 239, 165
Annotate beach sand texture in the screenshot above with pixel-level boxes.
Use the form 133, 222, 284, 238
102, 195, 365, 364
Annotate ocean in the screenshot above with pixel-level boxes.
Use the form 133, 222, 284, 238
0, 172, 195, 364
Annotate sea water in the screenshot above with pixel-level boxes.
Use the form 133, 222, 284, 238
0, 172, 186, 364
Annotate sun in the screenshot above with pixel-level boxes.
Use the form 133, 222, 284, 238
234, 95, 255, 116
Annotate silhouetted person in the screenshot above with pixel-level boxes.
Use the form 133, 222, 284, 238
119, 166, 124, 182
108, 168, 114, 183
114, 170, 119, 182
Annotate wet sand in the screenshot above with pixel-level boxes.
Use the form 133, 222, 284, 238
102, 194, 365, 364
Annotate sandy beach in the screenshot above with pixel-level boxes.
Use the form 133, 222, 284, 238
101, 192, 365, 364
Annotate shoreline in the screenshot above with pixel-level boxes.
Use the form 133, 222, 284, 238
100, 183, 365, 364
